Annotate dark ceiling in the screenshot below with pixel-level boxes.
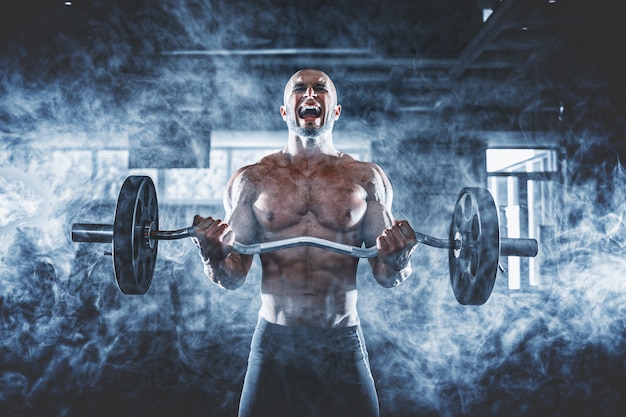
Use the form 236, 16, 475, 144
1, 0, 624, 136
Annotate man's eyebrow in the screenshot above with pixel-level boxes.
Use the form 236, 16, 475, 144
292, 81, 328, 89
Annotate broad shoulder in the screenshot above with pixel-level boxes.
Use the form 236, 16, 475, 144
342, 158, 393, 205
238, 151, 288, 179
340, 157, 390, 187
225, 151, 285, 203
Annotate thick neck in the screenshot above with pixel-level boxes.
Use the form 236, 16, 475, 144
284, 131, 338, 157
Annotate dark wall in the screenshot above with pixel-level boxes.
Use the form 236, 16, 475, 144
1, 1, 626, 417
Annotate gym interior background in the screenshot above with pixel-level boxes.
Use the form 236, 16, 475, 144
1, 0, 624, 416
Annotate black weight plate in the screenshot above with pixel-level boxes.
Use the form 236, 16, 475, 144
449, 187, 500, 305
113, 176, 159, 294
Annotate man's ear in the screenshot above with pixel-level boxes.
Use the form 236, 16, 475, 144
334, 104, 342, 120
280, 105, 287, 120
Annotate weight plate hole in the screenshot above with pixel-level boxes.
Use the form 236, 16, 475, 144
454, 203, 463, 228
470, 251, 479, 276
471, 214, 480, 241
463, 196, 473, 220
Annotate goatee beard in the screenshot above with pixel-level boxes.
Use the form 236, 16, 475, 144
287, 119, 332, 139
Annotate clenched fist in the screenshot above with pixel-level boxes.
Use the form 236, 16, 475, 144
376, 220, 418, 270
191, 215, 235, 264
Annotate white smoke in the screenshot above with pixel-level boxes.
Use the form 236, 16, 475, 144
1, 1, 625, 417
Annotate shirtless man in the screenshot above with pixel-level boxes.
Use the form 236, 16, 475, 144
192, 69, 417, 417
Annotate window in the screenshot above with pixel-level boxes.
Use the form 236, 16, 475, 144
486, 148, 557, 293
58, 130, 372, 205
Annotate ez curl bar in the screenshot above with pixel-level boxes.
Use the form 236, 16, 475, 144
71, 176, 538, 305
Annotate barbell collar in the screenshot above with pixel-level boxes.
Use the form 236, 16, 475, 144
71, 223, 114, 243
500, 237, 538, 258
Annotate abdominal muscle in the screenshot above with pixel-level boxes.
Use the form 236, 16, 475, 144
257, 248, 361, 328
259, 290, 359, 328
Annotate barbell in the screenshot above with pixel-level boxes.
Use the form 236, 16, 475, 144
71, 175, 538, 304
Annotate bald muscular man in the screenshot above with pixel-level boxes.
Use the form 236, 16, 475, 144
192, 69, 417, 417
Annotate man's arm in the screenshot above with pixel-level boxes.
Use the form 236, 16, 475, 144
362, 163, 417, 288
192, 167, 256, 290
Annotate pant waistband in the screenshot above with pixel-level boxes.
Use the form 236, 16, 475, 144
253, 317, 364, 352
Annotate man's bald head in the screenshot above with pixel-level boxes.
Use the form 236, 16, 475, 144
283, 69, 339, 107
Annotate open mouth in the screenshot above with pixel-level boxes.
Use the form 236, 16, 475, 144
299, 105, 321, 118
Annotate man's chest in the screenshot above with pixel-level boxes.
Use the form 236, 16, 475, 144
251, 167, 368, 233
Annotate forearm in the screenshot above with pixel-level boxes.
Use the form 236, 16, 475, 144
371, 240, 416, 287
372, 258, 412, 288
203, 254, 248, 290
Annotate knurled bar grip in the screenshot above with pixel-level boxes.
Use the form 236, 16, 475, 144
71, 224, 538, 258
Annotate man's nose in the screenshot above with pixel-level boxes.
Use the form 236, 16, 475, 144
304, 86, 317, 98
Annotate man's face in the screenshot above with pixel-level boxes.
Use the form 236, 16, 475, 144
280, 69, 341, 137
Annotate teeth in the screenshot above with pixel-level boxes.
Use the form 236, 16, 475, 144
299, 106, 321, 117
